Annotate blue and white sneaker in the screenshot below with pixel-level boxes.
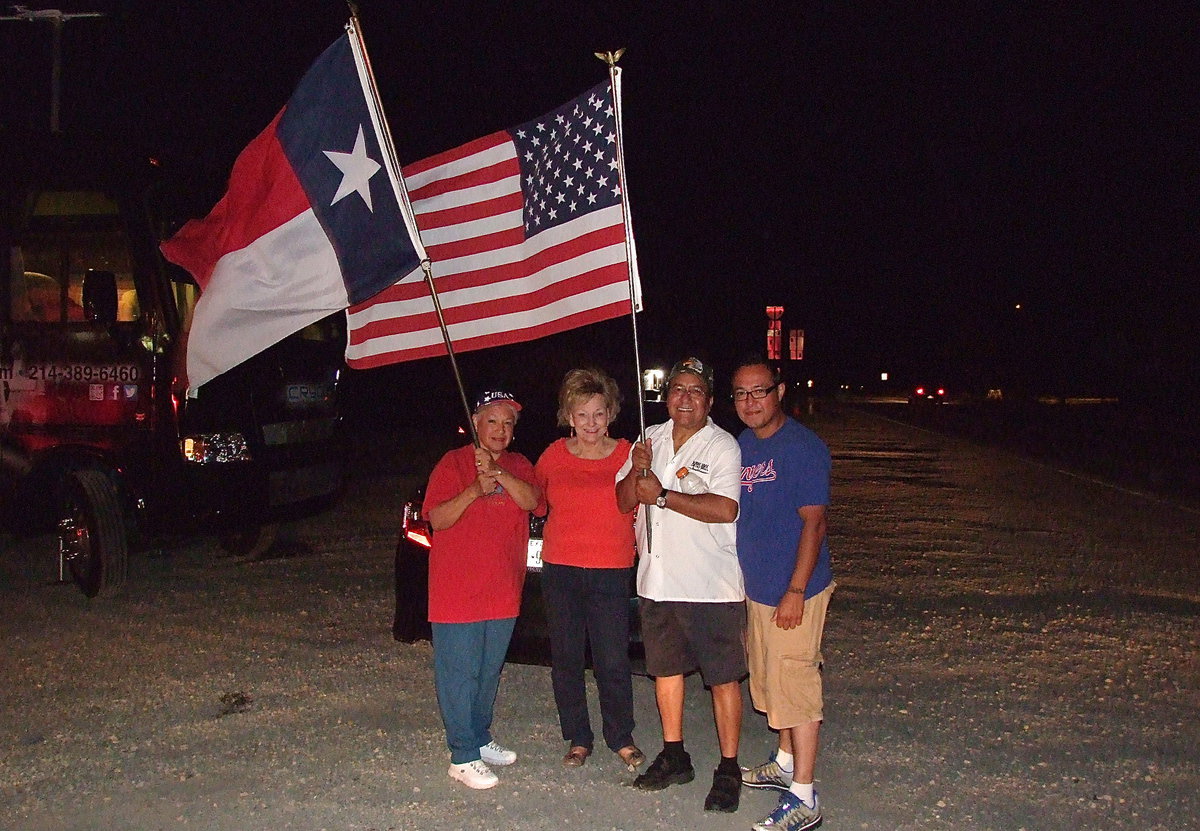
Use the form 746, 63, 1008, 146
752, 792, 822, 831
741, 754, 793, 791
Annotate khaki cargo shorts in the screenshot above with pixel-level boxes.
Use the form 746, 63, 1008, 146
746, 583, 834, 728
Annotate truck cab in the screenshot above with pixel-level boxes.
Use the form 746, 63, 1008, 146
1, 129, 346, 596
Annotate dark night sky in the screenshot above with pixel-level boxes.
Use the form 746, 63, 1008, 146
3, 1, 1195, 414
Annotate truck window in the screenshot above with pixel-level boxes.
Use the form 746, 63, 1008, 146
297, 312, 345, 344
172, 278, 198, 330
8, 190, 140, 324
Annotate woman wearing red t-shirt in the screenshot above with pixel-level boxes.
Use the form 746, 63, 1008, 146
534, 368, 644, 771
424, 390, 544, 791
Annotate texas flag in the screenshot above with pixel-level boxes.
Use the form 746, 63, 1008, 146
161, 31, 422, 390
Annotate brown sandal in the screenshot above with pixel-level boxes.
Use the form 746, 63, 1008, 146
617, 744, 646, 771
563, 745, 591, 767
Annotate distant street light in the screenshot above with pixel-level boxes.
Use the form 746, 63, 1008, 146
1, 5, 106, 132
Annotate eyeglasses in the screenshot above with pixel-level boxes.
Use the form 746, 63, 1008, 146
731, 384, 778, 402
668, 384, 709, 398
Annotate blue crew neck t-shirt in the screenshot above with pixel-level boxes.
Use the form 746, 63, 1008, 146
737, 417, 833, 605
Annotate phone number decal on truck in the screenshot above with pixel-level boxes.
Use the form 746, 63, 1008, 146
20, 364, 141, 383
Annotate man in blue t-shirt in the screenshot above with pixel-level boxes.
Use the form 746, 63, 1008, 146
732, 357, 834, 831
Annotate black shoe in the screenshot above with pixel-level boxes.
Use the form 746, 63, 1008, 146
632, 749, 695, 791
703, 768, 742, 812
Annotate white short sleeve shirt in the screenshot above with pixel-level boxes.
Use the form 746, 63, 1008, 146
617, 418, 744, 602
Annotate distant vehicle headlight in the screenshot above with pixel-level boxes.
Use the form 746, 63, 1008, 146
180, 433, 252, 463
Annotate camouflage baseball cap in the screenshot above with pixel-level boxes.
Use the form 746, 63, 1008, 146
666, 357, 714, 394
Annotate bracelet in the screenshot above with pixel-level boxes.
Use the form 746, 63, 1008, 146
784, 586, 805, 595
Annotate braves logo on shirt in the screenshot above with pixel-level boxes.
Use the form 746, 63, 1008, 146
741, 458, 777, 492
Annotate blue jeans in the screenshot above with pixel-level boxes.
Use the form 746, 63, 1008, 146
542, 562, 635, 751
432, 618, 516, 764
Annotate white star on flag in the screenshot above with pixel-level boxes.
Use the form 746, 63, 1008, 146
324, 124, 380, 210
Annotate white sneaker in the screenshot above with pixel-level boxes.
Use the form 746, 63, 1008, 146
448, 759, 498, 790
480, 740, 517, 766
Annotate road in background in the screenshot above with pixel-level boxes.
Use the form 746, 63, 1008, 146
844, 396, 1200, 508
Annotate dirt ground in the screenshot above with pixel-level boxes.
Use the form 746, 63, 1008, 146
2, 406, 1197, 830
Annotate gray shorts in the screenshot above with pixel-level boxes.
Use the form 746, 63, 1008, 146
639, 598, 747, 685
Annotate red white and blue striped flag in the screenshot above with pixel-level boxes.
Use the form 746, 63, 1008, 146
345, 77, 641, 368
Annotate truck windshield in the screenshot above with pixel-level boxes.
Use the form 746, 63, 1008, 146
9, 190, 140, 324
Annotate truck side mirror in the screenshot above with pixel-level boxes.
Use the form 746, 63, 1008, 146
83, 269, 118, 324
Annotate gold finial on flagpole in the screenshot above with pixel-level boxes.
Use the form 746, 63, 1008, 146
594, 48, 626, 66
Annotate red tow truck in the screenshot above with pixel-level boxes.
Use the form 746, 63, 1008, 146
1, 129, 346, 595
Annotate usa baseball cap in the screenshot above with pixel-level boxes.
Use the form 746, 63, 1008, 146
473, 389, 522, 413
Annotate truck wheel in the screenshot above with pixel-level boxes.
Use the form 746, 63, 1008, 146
218, 523, 278, 559
58, 470, 129, 598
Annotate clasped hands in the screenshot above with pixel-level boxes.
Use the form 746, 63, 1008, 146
473, 447, 503, 496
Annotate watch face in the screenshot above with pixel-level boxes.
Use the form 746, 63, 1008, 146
656, 491, 667, 508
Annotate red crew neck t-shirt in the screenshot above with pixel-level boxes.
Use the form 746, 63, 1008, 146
534, 437, 635, 569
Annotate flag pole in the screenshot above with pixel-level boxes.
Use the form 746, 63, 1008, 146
595, 50, 646, 446
345, 6, 479, 445
417, 260, 480, 447
596, 49, 651, 552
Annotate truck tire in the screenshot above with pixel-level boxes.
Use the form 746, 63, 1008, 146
58, 469, 129, 597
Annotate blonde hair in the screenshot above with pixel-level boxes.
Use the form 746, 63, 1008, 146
556, 367, 622, 427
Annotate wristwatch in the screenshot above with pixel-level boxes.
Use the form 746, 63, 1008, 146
655, 488, 669, 509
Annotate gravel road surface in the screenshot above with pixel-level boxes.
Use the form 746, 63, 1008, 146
2, 406, 1197, 830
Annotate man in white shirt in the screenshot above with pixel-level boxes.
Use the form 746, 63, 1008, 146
616, 357, 745, 813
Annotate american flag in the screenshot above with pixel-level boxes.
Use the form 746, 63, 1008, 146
344, 78, 640, 368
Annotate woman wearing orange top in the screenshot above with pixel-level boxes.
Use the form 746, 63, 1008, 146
534, 368, 645, 771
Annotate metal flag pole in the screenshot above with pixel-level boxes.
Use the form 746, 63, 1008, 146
596, 49, 651, 551
415, 261, 479, 447
595, 51, 646, 444
345, 5, 479, 446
